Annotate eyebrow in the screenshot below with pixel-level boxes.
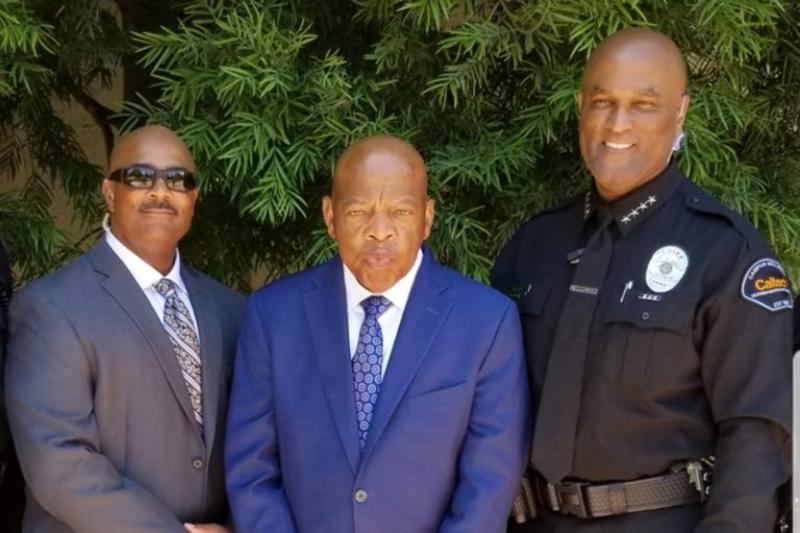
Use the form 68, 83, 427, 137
341, 195, 418, 205
588, 85, 661, 97
637, 88, 661, 97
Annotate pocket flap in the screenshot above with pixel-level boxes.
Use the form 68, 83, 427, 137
605, 290, 697, 334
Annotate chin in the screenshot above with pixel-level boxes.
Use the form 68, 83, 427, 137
137, 229, 184, 246
359, 272, 401, 293
590, 165, 636, 195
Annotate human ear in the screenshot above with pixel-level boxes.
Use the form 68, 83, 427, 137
322, 196, 336, 239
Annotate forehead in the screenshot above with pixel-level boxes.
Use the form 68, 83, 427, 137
582, 43, 683, 96
335, 151, 426, 198
110, 134, 195, 170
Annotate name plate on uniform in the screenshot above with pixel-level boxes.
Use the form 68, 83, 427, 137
569, 284, 599, 296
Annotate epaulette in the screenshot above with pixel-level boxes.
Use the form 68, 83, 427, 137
680, 179, 767, 250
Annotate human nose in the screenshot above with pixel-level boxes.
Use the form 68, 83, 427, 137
366, 211, 395, 242
606, 104, 633, 133
147, 177, 172, 196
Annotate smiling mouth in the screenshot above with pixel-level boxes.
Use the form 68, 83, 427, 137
604, 142, 634, 150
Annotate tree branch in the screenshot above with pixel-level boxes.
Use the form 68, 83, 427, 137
65, 83, 122, 159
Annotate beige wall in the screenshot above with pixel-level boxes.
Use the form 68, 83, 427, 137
2, 75, 124, 242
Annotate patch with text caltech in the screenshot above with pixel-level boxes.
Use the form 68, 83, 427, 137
740, 258, 793, 312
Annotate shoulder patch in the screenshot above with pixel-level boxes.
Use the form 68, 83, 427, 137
740, 258, 793, 312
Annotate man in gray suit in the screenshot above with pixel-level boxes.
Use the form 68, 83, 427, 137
5, 125, 245, 532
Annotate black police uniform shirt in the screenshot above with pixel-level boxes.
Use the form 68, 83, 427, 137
491, 162, 793, 530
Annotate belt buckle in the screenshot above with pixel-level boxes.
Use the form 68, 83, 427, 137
551, 480, 590, 518
684, 457, 714, 501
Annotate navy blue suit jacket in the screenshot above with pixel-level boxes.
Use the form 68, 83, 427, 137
226, 250, 530, 533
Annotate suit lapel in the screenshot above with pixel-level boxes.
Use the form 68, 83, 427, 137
362, 253, 452, 462
303, 257, 361, 474
182, 267, 223, 446
88, 241, 203, 441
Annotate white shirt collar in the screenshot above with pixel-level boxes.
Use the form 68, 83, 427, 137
104, 229, 187, 294
343, 248, 424, 312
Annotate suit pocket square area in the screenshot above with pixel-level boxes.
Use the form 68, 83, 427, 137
402, 381, 470, 407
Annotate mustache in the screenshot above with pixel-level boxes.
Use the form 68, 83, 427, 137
139, 199, 177, 213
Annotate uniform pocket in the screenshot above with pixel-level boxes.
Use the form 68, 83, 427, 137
604, 290, 698, 389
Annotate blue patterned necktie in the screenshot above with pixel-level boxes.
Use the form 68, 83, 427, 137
154, 278, 203, 426
352, 295, 391, 449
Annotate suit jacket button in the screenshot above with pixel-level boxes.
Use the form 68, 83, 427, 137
354, 489, 368, 503
192, 458, 204, 470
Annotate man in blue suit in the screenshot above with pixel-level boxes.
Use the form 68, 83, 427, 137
226, 135, 530, 533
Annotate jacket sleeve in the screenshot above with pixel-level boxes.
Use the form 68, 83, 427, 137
438, 302, 531, 533
4, 288, 185, 533
225, 294, 297, 533
695, 250, 792, 532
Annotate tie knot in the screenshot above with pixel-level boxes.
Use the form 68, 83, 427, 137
595, 205, 614, 230
154, 278, 177, 297
361, 295, 390, 319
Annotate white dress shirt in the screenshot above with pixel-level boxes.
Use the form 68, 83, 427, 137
343, 249, 423, 378
104, 230, 199, 339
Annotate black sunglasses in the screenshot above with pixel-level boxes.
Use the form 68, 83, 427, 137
107, 164, 198, 192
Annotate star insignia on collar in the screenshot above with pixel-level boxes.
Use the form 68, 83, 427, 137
620, 195, 658, 224
583, 192, 592, 220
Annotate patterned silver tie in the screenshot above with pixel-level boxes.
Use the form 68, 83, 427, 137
154, 278, 203, 425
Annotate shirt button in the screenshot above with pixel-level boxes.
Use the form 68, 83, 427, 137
641, 312, 650, 320
192, 458, 204, 470
354, 489, 368, 503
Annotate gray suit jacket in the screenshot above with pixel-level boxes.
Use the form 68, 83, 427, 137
4, 240, 245, 532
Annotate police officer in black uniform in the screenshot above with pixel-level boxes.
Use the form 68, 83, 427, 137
493, 28, 792, 532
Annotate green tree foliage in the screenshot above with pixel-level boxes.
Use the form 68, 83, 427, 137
0, 1, 67, 280
3, 0, 800, 288
0, 0, 179, 282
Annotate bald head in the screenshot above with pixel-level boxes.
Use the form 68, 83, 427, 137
323, 135, 434, 292
109, 125, 196, 174
583, 28, 687, 94
333, 135, 427, 198
578, 28, 690, 200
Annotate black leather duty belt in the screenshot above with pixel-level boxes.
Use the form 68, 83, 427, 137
511, 460, 712, 522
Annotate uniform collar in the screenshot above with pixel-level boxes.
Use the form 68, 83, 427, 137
583, 160, 683, 236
